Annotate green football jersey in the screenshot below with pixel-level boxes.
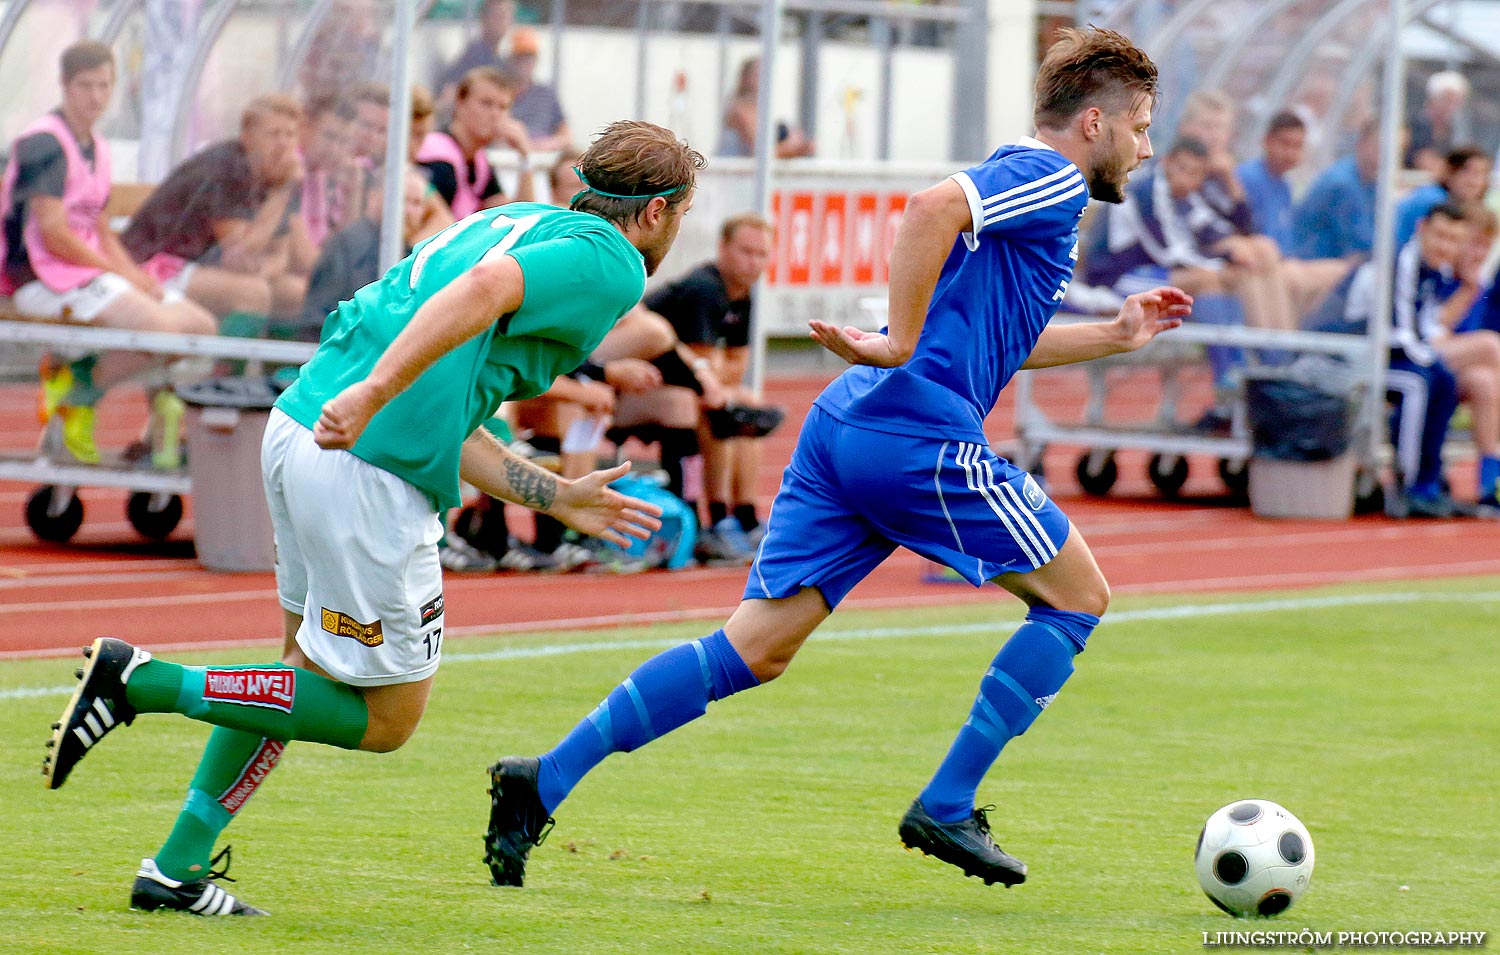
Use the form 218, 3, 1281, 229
276, 203, 646, 510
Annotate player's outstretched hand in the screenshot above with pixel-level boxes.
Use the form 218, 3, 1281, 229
1116, 286, 1192, 353
314, 380, 386, 450
808, 321, 910, 368
552, 461, 665, 548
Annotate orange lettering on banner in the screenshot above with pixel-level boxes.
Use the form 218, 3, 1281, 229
852, 193, 879, 284
767, 191, 783, 285
879, 194, 908, 284
819, 193, 848, 285
786, 192, 815, 286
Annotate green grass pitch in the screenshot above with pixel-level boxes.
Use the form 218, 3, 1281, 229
2, 578, 1496, 954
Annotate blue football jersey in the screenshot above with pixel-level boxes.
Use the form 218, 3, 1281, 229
815, 138, 1088, 441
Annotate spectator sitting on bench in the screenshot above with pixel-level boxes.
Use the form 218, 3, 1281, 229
417, 66, 534, 218
1, 40, 215, 464
1291, 118, 1385, 263
641, 212, 785, 563
1394, 145, 1492, 250
1344, 202, 1500, 517
299, 93, 372, 249
1085, 139, 1304, 431
1457, 205, 1500, 338
122, 94, 315, 323
1180, 92, 1348, 317
298, 164, 449, 342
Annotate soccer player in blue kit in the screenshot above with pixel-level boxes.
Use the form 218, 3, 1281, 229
486, 27, 1192, 889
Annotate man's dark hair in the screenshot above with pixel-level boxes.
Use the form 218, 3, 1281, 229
1426, 200, 1469, 223
1266, 111, 1306, 137
60, 40, 114, 84
1034, 27, 1158, 130
1443, 145, 1489, 175
570, 120, 705, 227
1168, 136, 1210, 160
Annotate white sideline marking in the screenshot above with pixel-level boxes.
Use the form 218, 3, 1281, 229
3, 589, 1496, 702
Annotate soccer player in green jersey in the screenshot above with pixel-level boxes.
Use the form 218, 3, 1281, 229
43, 120, 705, 916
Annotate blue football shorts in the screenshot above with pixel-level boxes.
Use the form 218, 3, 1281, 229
744, 405, 1072, 608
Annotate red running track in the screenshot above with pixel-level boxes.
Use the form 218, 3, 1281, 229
2, 370, 1496, 659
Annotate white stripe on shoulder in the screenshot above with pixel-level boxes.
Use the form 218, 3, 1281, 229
985, 181, 1088, 225
982, 170, 1084, 217
949, 172, 984, 252
979, 164, 1078, 209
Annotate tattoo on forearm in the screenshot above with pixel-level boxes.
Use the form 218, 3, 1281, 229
503, 457, 557, 510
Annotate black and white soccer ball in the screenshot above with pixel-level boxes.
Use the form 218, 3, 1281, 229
1194, 799, 1315, 918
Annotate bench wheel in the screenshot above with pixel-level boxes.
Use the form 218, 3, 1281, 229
1217, 457, 1250, 498
26, 486, 84, 543
127, 492, 184, 541
1075, 450, 1118, 496
1147, 453, 1190, 497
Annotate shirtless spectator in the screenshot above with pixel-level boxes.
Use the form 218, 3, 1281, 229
123, 94, 315, 321
1, 40, 215, 463
417, 66, 534, 217
502, 27, 571, 152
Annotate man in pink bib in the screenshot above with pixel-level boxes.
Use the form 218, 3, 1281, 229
1, 41, 215, 463
417, 66, 534, 218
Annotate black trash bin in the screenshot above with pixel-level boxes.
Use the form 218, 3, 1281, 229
177, 377, 284, 571
1244, 365, 1359, 519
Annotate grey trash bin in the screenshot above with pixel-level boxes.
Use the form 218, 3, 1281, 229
1244, 359, 1360, 520
179, 377, 283, 571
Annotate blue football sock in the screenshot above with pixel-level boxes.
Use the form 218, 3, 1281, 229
1480, 456, 1500, 499
536, 630, 758, 813
919, 608, 1098, 824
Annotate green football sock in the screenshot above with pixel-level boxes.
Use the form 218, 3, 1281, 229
154, 726, 283, 881
66, 356, 103, 406
125, 660, 368, 749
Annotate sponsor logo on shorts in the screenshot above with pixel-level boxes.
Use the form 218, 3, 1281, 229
321, 607, 385, 647
1035, 692, 1057, 710
218, 739, 286, 813
1022, 475, 1046, 511
420, 593, 444, 626
203, 668, 296, 713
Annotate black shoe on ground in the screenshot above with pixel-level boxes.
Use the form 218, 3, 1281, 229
484, 756, 555, 887
898, 799, 1027, 887
131, 848, 267, 916
705, 403, 786, 440
43, 637, 152, 790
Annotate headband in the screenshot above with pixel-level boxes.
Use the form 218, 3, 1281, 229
572, 166, 686, 201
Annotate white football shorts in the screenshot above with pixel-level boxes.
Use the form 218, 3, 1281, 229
12, 272, 131, 322
261, 408, 446, 687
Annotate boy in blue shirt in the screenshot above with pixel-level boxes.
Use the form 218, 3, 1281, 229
485, 28, 1191, 890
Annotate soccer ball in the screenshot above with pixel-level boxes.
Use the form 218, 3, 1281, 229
1194, 799, 1315, 918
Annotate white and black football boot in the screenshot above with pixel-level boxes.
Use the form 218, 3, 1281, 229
43, 637, 152, 789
